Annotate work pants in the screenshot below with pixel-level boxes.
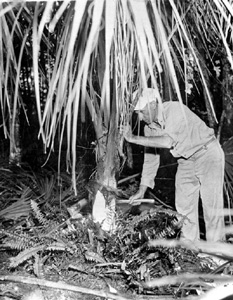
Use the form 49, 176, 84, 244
175, 139, 225, 242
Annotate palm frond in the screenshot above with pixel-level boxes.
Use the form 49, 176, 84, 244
1, 0, 233, 192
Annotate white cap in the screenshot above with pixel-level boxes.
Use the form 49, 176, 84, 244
133, 88, 159, 110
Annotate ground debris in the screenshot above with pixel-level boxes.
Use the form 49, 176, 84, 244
0, 168, 232, 299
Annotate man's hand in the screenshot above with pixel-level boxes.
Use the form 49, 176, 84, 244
129, 185, 147, 204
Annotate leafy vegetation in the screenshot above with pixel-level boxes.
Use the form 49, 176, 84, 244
0, 1, 233, 299
0, 166, 233, 299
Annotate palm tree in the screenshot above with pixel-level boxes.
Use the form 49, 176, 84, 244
1, 0, 233, 230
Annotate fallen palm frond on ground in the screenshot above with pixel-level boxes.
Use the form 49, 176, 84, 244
1, 274, 232, 300
0, 275, 133, 300
0, 275, 200, 300
149, 239, 233, 260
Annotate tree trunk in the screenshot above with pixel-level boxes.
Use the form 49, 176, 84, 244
90, 118, 119, 233
87, 71, 120, 232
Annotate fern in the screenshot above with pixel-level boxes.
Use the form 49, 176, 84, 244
121, 207, 183, 244
1, 198, 78, 275
84, 250, 106, 263
157, 226, 176, 239
46, 241, 74, 254
131, 207, 184, 227
9, 245, 45, 268
1, 229, 36, 251
33, 254, 45, 278
100, 206, 194, 288
131, 209, 151, 226
31, 199, 48, 226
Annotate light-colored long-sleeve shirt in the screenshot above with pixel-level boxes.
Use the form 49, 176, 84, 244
140, 101, 215, 189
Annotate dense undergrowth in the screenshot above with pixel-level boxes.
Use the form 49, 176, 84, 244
0, 162, 233, 299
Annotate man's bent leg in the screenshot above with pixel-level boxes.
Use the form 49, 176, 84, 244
175, 158, 200, 242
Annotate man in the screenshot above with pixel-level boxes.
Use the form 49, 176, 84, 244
124, 88, 225, 243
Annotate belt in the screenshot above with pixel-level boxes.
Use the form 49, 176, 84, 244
193, 136, 216, 156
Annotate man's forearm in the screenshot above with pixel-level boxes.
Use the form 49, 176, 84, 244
139, 184, 148, 193
141, 152, 160, 189
129, 135, 173, 149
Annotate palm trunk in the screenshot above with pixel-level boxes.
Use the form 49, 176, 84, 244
92, 124, 119, 232
93, 69, 120, 231
90, 119, 119, 233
